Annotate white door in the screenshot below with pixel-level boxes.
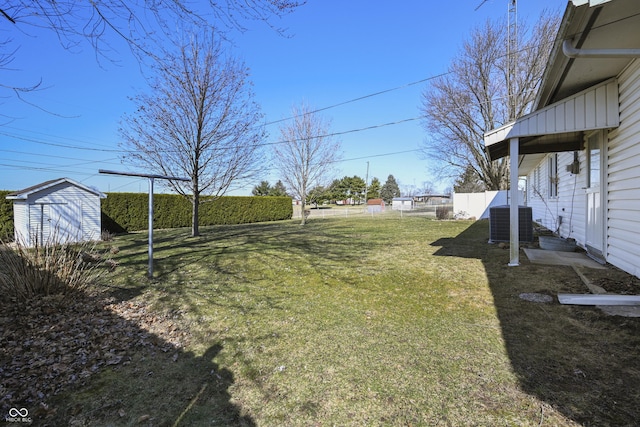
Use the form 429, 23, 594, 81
29, 204, 54, 245
585, 131, 606, 260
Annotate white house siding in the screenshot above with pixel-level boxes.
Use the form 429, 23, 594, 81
606, 59, 640, 277
528, 156, 557, 230
526, 151, 587, 244
524, 60, 640, 279
527, 157, 555, 229
557, 151, 587, 244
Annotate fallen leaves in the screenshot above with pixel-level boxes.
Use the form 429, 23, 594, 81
0, 290, 190, 417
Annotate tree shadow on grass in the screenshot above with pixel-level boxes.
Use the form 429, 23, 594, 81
105, 220, 373, 313
0, 289, 254, 426
433, 221, 640, 426
431, 219, 640, 426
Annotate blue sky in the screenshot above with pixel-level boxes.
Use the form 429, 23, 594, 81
1, 0, 563, 195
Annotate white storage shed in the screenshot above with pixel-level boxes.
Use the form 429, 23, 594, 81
392, 197, 414, 211
6, 178, 107, 247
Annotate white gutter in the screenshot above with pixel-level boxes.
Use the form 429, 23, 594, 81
563, 39, 640, 58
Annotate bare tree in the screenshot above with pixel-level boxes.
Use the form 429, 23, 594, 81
1, 1, 302, 57
419, 11, 559, 191
0, 1, 303, 107
274, 103, 341, 225
119, 32, 266, 237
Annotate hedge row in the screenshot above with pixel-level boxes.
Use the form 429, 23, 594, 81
101, 193, 293, 232
0, 191, 14, 240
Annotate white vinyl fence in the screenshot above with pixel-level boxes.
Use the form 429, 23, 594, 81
453, 191, 524, 220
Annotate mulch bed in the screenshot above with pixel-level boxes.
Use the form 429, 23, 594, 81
0, 290, 190, 419
585, 267, 640, 295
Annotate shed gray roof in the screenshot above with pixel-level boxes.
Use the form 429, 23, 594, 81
6, 178, 107, 200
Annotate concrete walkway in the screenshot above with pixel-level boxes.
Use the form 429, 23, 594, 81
522, 248, 640, 317
522, 248, 606, 269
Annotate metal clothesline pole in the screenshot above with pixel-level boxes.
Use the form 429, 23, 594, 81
148, 177, 154, 277
99, 169, 190, 278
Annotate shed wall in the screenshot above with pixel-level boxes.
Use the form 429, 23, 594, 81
15, 181, 102, 246
12, 201, 29, 245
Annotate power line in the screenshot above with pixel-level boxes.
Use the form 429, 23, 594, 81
0, 130, 122, 152
332, 149, 421, 165
1, 157, 119, 171
0, 148, 121, 164
0, 38, 550, 179
3, 125, 118, 150
261, 72, 450, 127
262, 116, 422, 147
0, 163, 100, 176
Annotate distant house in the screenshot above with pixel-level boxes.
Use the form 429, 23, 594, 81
484, 0, 640, 277
392, 197, 414, 211
414, 194, 451, 205
6, 178, 107, 247
366, 198, 385, 213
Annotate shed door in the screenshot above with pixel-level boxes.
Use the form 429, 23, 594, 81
585, 131, 606, 261
30, 202, 82, 244
29, 204, 50, 245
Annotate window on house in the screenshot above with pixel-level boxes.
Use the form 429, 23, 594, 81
587, 132, 602, 189
533, 166, 541, 198
548, 154, 558, 198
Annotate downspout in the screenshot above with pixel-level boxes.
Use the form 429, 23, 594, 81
563, 39, 640, 58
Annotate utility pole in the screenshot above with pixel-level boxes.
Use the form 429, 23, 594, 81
475, 0, 518, 120
364, 161, 369, 204
507, 0, 518, 121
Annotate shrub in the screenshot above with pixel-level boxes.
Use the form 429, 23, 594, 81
101, 193, 293, 232
0, 230, 110, 303
0, 190, 14, 241
436, 205, 453, 220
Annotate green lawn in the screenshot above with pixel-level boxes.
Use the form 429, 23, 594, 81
47, 215, 640, 426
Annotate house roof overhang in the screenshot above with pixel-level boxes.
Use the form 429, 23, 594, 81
483, 0, 640, 173
485, 78, 619, 168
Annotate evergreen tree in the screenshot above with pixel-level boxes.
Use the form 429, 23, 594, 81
252, 180, 272, 196
367, 177, 381, 200
306, 185, 329, 207
271, 180, 289, 197
453, 165, 486, 193
380, 174, 401, 203
331, 176, 366, 204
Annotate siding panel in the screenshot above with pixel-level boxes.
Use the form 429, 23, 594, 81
607, 59, 640, 277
